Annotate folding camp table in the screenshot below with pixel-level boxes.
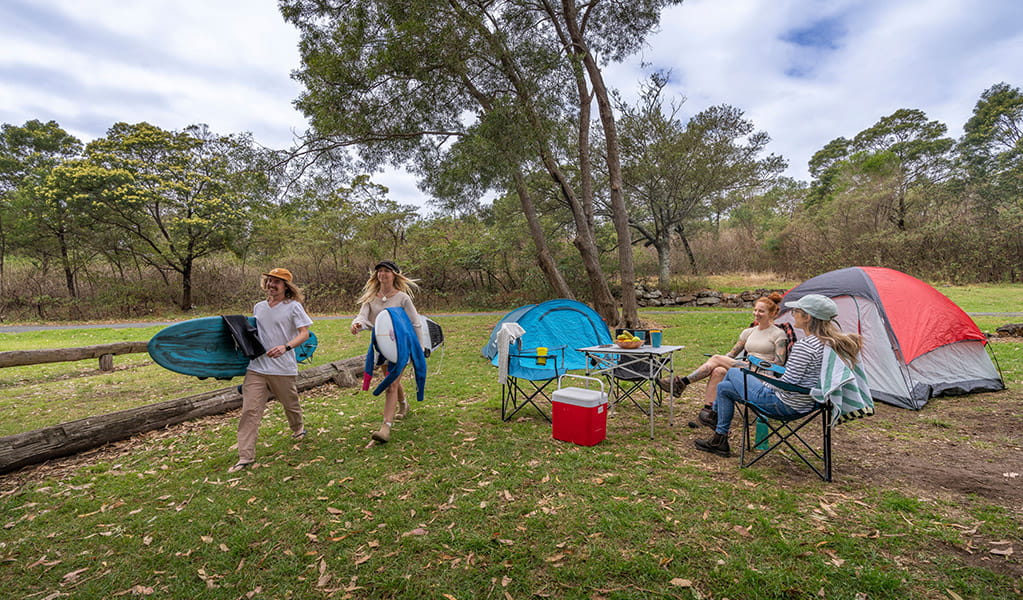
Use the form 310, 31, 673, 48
578, 344, 684, 439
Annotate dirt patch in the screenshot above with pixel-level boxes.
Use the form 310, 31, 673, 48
673, 384, 1023, 511
836, 394, 1022, 506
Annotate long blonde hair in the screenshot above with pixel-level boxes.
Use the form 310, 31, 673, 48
805, 316, 862, 365
356, 267, 420, 306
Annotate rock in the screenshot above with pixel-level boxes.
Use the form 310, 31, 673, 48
995, 323, 1023, 337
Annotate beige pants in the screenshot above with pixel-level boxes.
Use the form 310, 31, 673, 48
236, 371, 303, 463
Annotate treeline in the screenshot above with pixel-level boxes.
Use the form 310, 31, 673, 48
1, 81, 1020, 321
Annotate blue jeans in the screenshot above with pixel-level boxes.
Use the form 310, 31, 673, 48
713, 368, 804, 435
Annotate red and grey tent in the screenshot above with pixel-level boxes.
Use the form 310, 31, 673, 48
776, 267, 1004, 410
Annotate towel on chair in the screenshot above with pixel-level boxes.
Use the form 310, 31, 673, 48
812, 346, 874, 426
496, 322, 526, 384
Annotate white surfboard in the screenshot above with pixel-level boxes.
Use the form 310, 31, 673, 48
421, 316, 444, 353
373, 310, 401, 364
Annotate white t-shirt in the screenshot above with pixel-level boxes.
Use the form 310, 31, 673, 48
248, 299, 313, 376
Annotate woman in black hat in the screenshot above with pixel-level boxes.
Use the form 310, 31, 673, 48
351, 260, 427, 443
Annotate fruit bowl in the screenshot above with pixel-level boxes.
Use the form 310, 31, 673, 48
615, 339, 644, 349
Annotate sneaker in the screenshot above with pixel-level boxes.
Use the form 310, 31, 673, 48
697, 406, 717, 429
656, 376, 687, 398
694, 433, 731, 458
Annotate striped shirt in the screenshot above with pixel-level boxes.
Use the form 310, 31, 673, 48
769, 335, 823, 412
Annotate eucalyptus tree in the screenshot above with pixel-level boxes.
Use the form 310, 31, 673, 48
15, 160, 133, 299
958, 82, 1023, 279
959, 82, 1023, 210
810, 109, 954, 231
85, 122, 268, 310
0, 120, 83, 294
280, 0, 680, 325
617, 77, 785, 283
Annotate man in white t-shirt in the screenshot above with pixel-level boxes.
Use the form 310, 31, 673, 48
229, 268, 313, 473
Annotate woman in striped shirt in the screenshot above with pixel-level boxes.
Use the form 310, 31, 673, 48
694, 294, 863, 458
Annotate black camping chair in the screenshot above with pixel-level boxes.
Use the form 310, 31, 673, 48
501, 342, 568, 422
604, 329, 666, 414
737, 367, 833, 482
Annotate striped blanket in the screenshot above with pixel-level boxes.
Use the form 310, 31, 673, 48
812, 346, 874, 426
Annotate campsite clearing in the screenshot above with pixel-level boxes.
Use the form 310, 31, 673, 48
1, 310, 1020, 599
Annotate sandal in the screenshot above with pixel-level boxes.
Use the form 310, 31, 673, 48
292, 429, 307, 440
371, 422, 392, 444
228, 461, 253, 473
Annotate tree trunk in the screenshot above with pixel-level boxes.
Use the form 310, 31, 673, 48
678, 229, 699, 274
0, 215, 6, 298
656, 237, 672, 289
58, 229, 77, 298
511, 169, 574, 298
559, 0, 637, 327
180, 259, 193, 310
0, 356, 365, 474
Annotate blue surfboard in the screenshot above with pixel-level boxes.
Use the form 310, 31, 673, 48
148, 316, 317, 380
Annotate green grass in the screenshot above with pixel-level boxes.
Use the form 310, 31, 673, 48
935, 283, 1023, 313
1, 292, 1021, 599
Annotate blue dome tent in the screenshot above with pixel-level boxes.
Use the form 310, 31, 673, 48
484, 299, 613, 422
482, 299, 613, 370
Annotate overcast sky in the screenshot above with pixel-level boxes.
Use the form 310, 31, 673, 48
3, 0, 1022, 204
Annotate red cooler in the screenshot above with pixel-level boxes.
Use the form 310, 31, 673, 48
552, 375, 608, 446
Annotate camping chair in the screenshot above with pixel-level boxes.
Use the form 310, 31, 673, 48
605, 328, 665, 414
501, 342, 568, 422
736, 367, 834, 481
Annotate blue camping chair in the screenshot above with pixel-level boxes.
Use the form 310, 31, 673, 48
486, 300, 614, 422
737, 367, 834, 481
501, 342, 567, 422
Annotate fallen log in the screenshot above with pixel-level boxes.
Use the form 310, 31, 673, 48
0, 341, 150, 370
0, 356, 365, 474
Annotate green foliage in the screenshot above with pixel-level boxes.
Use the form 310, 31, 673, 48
616, 75, 786, 283
84, 122, 271, 309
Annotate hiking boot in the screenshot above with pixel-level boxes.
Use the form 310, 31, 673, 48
694, 433, 731, 458
371, 422, 392, 444
697, 406, 717, 429
395, 396, 409, 421
656, 376, 687, 397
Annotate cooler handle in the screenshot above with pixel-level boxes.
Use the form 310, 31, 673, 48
557, 373, 604, 394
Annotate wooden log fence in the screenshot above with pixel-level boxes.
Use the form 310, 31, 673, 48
0, 356, 366, 475
0, 342, 150, 371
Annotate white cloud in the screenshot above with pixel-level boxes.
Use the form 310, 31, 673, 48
2, 0, 1022, 192
0, 0, 305, 148
631, 0, 1023, 178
